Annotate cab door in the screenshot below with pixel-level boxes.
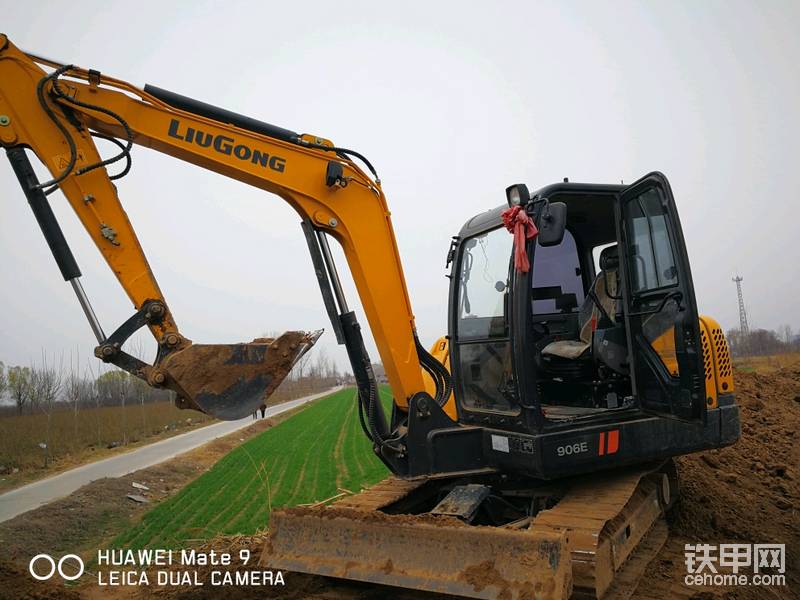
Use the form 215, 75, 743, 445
617, 172, 705, 420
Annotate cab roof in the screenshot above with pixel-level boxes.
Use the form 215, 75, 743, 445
458, 181, 626, 248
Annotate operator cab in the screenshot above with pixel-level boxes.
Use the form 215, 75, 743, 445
449, 173, 706, 432
530, 187, 628, 420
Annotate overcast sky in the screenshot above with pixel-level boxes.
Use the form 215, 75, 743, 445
1, 0, 798, 376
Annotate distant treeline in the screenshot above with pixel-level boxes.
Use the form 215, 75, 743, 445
726, 325, 798, 357
0, 345, 346, 417
0, 363, 171, 417
0, 347, 347, 471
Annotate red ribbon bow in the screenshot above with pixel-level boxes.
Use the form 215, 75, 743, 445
501, 205, 539, 273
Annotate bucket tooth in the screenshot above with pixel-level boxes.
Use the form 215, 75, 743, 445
161, 329, 321, 420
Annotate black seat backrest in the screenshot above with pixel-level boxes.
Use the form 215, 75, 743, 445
599, 244, 619, 272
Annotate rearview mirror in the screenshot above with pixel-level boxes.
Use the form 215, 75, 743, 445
537, 201, 567, 247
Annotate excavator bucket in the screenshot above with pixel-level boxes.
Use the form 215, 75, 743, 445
262, 480, 573, 600
161, 330, 322, 420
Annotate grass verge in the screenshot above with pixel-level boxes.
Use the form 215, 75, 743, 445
113, 387, 391, 549
732, 351, 800, 374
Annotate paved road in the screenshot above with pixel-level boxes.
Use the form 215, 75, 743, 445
0, 387, 339, 523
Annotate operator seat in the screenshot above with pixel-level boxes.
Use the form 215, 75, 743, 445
541, 245, 619, 360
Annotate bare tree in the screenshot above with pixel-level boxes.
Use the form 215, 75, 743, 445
0, 361, 6, 401
31, 353, 64, 467
778, 324, 793, 346
8, 366, 32, 415
85, 360, 104, 447
127, 337, 149, 433
728, 328, 789, 357
112, 371, 131, 445
311, 348, 330, 380
293, 353, 312, 388
66, 350, 82, 442
328, 358, 340, 381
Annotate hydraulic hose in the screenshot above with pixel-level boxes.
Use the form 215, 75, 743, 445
415, 336, 452, 407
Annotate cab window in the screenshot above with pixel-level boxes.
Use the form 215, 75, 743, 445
625, 189, 678, 293
456, 228, 517, 414
457, 227, 512, 339
531, 230, 585, 314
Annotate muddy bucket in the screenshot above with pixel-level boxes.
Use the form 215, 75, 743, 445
263, 506, 572, 600
162, 330, 321, 420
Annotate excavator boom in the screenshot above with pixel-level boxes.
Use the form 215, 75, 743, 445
0, 35, 427, 420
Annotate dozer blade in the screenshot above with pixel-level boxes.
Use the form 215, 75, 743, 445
263, 506, 572, 600
161, 330, 322, 420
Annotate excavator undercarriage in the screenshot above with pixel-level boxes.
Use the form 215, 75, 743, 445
264, 461, 678, 599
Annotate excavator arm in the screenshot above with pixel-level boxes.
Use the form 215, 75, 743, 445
0, 36, 442, 433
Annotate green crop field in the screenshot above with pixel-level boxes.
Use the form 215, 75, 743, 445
113, 387, 392, 549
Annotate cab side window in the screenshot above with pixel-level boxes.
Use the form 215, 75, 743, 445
625, 189, 678, 293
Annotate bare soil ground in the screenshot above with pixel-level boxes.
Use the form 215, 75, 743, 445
637, 365, 800, 600
1, 366, 798, 600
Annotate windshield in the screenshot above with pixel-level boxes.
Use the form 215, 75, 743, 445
455, 227, 517, 413
457, 227, 513, 339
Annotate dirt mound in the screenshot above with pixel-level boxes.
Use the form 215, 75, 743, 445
0, 559, 83, 600
636, 366, 800, 599
673, 367, 799, 541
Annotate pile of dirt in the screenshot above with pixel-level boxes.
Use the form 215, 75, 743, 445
674, 367, 799, 540
0, 559, 82, 600
635, 366, 800, 599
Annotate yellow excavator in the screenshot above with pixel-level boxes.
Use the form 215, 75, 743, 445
0, 36, 739, 599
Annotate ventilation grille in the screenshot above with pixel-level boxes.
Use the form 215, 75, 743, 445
711, 327, 732, 378
701, 328, 713, 381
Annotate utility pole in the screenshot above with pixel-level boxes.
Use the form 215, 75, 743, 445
732, 275, 749, 335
